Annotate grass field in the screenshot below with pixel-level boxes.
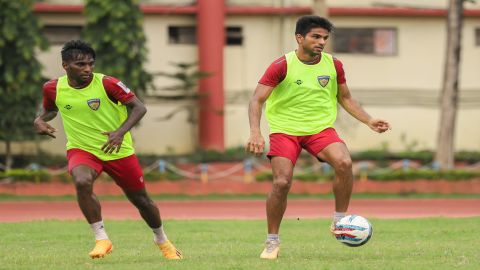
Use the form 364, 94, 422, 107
1, 218, 479, 270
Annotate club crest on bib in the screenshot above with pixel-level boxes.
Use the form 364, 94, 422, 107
87, 98, 101, 111
317, 75, 330, 87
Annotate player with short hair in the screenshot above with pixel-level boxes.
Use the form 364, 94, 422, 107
34, 40, 182, 260
245, 15, 390, 259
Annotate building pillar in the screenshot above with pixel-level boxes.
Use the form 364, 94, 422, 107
197, 0, 225, 151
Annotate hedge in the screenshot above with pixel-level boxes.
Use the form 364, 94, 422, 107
1, 168, 479, 183
255, 169, 480, 182
0, 169, 183, 183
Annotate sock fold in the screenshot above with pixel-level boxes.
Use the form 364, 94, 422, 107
334, 212, 346, 223
153, 225, 168, 244
90, 220, 109, 240
267, 234, 279, 242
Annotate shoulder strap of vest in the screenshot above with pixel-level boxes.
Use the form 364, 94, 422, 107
93, 73, 105, 81
321, 52, 333, 61
285, 51, 296, 62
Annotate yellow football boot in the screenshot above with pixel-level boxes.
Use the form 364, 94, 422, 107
260, 240, 280, 259
157, 240, 183, 260
88, 239, 113, 259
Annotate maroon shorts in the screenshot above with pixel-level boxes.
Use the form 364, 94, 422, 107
267, 128, 345, 165
66, 148, 145, 191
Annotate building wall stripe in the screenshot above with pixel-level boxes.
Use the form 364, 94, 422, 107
33, 3, 480, 17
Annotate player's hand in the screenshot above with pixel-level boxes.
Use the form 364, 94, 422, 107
245, 132, 265, 156
34, 119, 57, 138
101, 130, 125, 154
367, 118, 391, 133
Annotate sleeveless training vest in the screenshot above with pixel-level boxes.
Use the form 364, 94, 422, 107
266, 51, 338, 135
56, 73, 134, 160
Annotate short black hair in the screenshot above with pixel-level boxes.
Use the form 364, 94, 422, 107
61, 40, 96, 62
295, 15, 333, 36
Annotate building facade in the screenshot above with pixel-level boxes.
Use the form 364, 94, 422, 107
13, 0, 480, 155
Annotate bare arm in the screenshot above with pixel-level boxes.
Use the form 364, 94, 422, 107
101, 96, 147, 154
33, 108, 58, 138
337, 83, 390, 133
245, 83, 275, 156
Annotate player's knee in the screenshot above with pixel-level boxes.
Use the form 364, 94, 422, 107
73, 175, 94, 193
334, 157, 352, 174
272, 177, 292, 193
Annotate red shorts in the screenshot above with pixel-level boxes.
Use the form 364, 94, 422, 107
66, 148, 145, 191
267, 128, 345, 165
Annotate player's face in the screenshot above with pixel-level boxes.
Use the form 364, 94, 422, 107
63, 53, 95, 87
297, 27, 330, 56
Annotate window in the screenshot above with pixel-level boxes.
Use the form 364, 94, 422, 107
168, 26, 243, 46
168, 26, 196, 44
333, 28, 397, 55
226, 26, 243, 46
476, 28, 480, 46
42, 25, 83, 45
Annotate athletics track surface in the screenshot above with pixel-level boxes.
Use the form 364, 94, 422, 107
1, 199, 479, 222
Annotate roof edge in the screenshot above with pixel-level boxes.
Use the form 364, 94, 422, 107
33, 3, 480, 17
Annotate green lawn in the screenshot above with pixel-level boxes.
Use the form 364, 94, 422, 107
0, 218, 478, 270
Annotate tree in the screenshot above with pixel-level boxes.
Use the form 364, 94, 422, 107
435, 0, 466, 170
82, 0, 152, 98
0, 0, 48, 170
152, 62, 210, 150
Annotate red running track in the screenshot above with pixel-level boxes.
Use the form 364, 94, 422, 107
1, 199, 479, 222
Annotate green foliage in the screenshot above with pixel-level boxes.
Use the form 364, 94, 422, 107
0, 168, 183, 183
33, 150, 68, 167
143, 171, 183, 181
136, 148, 480, 167
254, 171, 273, 182
137, 146, 248, 164
295, 172, 334, 182
1, 166, 479, 183
394, 150, 435, 163
455, 151, 480, 163
368, 169, 480, 181
0, 169, 50, 183
188, 146, 248, 163
0, 168, 73, 183
257, 168, 480, 182
82, 0, 151, 98
351, 150, 480, 164
153, 62, 211, 101
0, 0, 48, 141
0, 151, 67, 169
136, 154, 166, 167
351, 149, 391, 162
256, 171, 334, 182
57, 172, 72, 183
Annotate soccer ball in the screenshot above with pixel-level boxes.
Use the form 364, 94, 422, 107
334, 215, 373, 247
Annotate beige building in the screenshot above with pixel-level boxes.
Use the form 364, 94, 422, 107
18, 0, 480, 155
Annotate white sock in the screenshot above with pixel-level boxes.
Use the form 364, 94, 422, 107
90, 220, 109, 240
267, 234, 279, 242
333, 212, 346, 223
153, 225, 168, 244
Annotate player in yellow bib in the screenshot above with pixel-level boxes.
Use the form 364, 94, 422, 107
34, 40, 182, 260
245, 16, 391, 259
